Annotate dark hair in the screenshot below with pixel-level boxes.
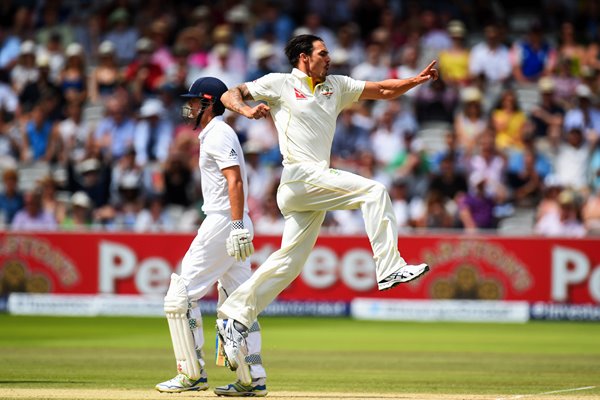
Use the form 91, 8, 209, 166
284, 34, 323, 67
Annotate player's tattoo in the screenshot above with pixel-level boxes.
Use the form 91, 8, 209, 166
226, 84, 253, 114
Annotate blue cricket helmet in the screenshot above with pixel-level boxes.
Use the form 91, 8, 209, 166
182, 76, 228, 115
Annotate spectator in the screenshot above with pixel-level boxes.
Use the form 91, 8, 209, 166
205, 24, 246, 79
123, 37, 164, 104
149, 21, 175, 74
58, 43, 87, 104
56, 100, 90, 164
19, 54, 64, 118
431, 130, 469, 174
67, 157, 111, 208
468, 129, 508, 201
162, 152, 192, 207
200, 44, 244, 90
414, 76, 458, 124
511, 22, 556, 83
590, 140, 600, 194
20, 102, 60, 163
0, 108, 21, 167
370, 103, 407, 168
536, 174, 563, 223
0, 169, 23, 225
350, 42, 389, 83
103, 8, 138, 67
134, 194, 174, 232
468, 23, 512, 85
253, 192, 285, 235
556, 21, 585, 78
529, 77, 564, 146
110, 147, 143, 205
458, 174, 497, 231
39, 32, 65, 84
35, 3, 74, 48
454, 86, 487, 154
93, 95, 136, 161
88, 40, 120, 103
438, 20, 470, 87
0, 25, 21, 71
10, 40, 39, 95
61, 190, 93, 230
415, 190, 455, 230
133, 98, 173, 166
535, 189, 586, 237
429, 154, 469, 203
389, 177, 423, 231
37, 175, 66, 223
506, 147, 543, 207
387, 133, 430, 198
492, 89, 527, 151
582, 189, 600, 235
11, 188, 57, 231
563, 84, 600, 145
554, 127, 591, 192
245, 41, 276, 82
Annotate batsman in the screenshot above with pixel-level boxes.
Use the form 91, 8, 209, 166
215, 34, 438, 380
155, 77, 267, 396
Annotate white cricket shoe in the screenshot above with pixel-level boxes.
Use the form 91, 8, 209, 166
378, 263, 430, 291
216, 319, 252, 385
214, 377, 268, 397
155, 372, 208, 392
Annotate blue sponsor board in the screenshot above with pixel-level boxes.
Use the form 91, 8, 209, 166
530, 302, 600, 321
0, 296, 7, 313
199, 300, 349, 317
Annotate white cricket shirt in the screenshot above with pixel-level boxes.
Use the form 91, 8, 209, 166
198, 116, 249, 214
246, 68, 365, 167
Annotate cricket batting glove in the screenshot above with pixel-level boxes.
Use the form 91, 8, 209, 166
226, 225, 254, 262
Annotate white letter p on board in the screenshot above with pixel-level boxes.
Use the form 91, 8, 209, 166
552, 246, 589, 302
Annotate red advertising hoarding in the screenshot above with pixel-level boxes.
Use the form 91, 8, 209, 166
0, 232, 598, 304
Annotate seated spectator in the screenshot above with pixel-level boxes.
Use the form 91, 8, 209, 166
414, 190, 455, 230
0, 108, 21, 167
458, 174, 497, 231
0, 169, 23, 225
431, 130, 469, 174
37, 175, 66, 224
529, 77, 564, 146
10, 40, 39, 95
11, 188, 57, 231
134, 194, 174, 232
103, 7, 138, 67
56, 100, 91, 164
369, 104, 405, 168
438, 20, 470, 87
331, 107, 371, 169
133, 99, 173, 166
414, 77, 458, 124
20, 102, 60, 163
554, 127, 591, 192
389, 177, 424, 232
19, 54, 64, 119
111, 147, 143, 203
535, 189, 586, 237
492, 89, 527, 151
511, 22, 556, 83
58, 43, 87, 105
429, 154, 469, 203
582, 190, 600, 235
468, 23, 512, 86
454, 87, 488, 155
563, 84, 600, 145
350, 42, 389, 83
392, 45, 421, 103
590, 141, 600, 194
61, 191, 93, 230
123, 37, 164, 104
0, 24, 21, 71
67, 157, 111, 207
468, 129, 508, 201
163, 152, 192, 207
506, 147, 543, 207
387, 133, 430, 198
253, 193, 285, 235
93, 95, 136, 161
556, 21, 585, 78
88, 40, 120, 103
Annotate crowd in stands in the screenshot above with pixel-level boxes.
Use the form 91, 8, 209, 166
1, 0, 600, 237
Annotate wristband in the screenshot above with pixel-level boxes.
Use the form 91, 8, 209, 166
231, 220, 244, 230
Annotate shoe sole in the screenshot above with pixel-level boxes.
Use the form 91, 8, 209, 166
214, 389, 268, 397
378, 264, 430, 291
155, 384, 209, 393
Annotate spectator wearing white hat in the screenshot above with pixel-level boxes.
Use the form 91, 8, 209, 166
554, 127, 591, 192
61, 191, 93, 230
133, 98, 173, 166
245, 41, 276, 82
563, 84, 600, 145
529, 77, 565, 148
454, 86, 487, 154
10, 40, 39, 95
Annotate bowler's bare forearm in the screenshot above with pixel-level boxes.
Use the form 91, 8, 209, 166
221, 84, 254, 116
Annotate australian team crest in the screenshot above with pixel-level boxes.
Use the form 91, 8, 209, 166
320, 84, 333, 99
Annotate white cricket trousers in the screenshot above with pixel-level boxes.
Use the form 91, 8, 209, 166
219, 161, 407, 328
180, 212, 265, 379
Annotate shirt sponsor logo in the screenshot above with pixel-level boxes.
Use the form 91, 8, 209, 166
294, 88, 308, 100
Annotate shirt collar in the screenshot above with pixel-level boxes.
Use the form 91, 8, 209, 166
198, 115, 223, 140
291, 68, 316, 92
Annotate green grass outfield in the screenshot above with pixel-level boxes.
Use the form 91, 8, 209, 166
0, 315, 599, 398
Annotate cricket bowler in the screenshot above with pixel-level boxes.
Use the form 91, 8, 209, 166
155, 76, 267, 396
215, 34, 438, 381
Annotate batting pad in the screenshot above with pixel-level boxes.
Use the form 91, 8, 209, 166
164, 273, 202, 380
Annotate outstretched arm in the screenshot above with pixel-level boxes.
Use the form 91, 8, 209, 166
360, 60, 439, 101
221, 83, 270, 120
